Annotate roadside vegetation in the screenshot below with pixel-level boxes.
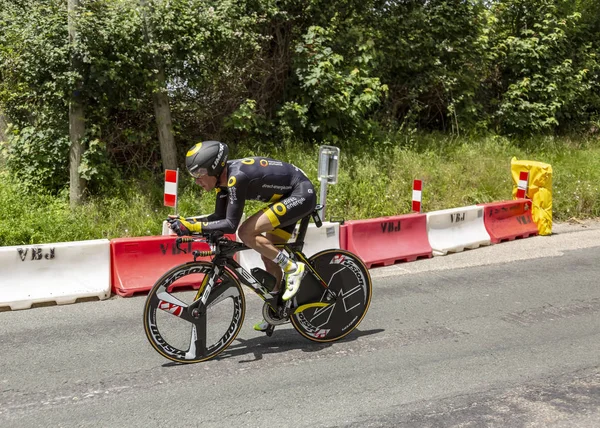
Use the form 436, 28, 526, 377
1, 133, 599, 246
1, 0, 599, 245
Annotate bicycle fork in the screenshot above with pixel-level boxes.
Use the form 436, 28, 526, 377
188, 266, 222, 318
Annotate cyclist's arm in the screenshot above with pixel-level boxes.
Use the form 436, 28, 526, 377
195, 173, 248, 234
179, 188, 228, 224
204, 188, 228, 222
185, 215, 209, 221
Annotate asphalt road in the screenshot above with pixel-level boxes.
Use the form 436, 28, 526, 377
1, 221, 599, 427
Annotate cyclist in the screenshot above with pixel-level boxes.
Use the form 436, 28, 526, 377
168, 140, 317, 332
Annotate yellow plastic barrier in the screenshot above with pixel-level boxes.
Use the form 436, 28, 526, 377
511, 157, 552, 235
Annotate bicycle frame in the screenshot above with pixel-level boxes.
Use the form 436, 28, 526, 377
179, 205, 333, 316
145, 205, 371, 363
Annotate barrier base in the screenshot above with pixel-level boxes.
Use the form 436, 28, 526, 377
432, 242, 491, 257
0, 295, 106, 312
368, 253, 432, 269
495, 232, 537, 243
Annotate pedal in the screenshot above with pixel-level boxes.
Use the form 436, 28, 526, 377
265, 324, 275, 337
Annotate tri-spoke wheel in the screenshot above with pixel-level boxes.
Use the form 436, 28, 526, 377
143, 262, 245, 363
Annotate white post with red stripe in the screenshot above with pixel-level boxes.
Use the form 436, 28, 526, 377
162, 169, 179, 236
412, 179, 423, 213
164, 169, 179, 212
516, 171, 529, 199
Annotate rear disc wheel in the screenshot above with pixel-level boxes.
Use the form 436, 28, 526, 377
290, 249, 372, 342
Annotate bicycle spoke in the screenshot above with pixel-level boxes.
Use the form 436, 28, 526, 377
185, 322, 207, 360
206, 281, 238, 307
156, 289, 188, 308
155, 290, 196, 324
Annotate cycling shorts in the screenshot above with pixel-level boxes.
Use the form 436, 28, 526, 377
260, 180, 317, 241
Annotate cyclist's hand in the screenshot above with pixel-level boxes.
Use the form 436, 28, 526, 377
167, 216, 202, 236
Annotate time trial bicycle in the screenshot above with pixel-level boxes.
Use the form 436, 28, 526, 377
143, 205, 372, 364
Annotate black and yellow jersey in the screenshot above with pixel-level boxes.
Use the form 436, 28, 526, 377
202, 157, 315, 234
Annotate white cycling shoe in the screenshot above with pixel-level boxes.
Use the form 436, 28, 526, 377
282, 262, 306, 301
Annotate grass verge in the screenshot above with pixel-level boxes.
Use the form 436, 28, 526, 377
1, 133, 599, 246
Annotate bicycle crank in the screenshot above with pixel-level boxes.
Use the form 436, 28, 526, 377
262, 302, 289, 326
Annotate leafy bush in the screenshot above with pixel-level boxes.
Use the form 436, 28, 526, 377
2, 126, 69, 193
491, 1, 595, 134
226, 26, 388, 143
2, 134, 600, 246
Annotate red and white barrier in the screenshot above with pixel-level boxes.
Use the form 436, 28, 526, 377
516, 171, 529, 199
340, 214, 432, 268
0, 240, 111, 310
426, 206, 491, 256
164, 169, 178, 208
111, 236, 213, 296
412, 179, 423, 212
479, 199, 538, 243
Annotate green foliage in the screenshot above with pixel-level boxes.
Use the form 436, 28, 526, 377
490, 0, 597, 134
371, 0, 489, 133
145, 0, 269, 145
226, 26, 388, 143
0, 172, 168, 246
225, 99, 272, 137
1, 125, 69, 192
279, 26, 388, 142
0, 0, 70, 128
1, 0, 600, 199
2, 134, 600, 246
79, 137, 123, 195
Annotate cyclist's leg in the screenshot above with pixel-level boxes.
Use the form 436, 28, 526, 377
237, 212, 281, 263
238, 180, 316, 300
262, 229, 294, 292
237, 181, 315, 267
240, 214, 297, 332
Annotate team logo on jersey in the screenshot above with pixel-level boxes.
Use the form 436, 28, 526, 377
260, 159, 268, 167
273, 202, 287, 216
242, 158, 255, 165
228, 177, 237, 187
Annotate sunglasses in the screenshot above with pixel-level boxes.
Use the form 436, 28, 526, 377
189, 168, 209, 178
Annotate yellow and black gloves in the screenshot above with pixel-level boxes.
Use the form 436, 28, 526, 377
167, 216, 203, 236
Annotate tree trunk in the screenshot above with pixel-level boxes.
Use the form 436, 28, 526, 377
140, 0, 178, 171
68, 0, 86, 208
152, 67, 178, 170
0, 110, 7, 143
69, 98, 86, 207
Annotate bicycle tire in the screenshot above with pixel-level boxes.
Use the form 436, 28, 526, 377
290, 249, 372, 342
143, 261, 245, 364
